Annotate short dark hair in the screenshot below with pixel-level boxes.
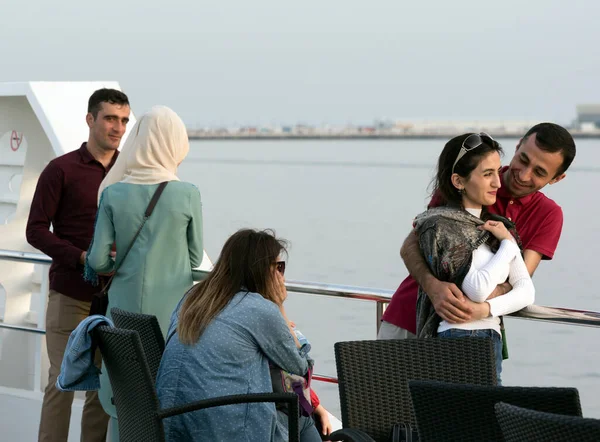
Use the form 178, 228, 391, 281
87, 88, 130, 119
432, 133, 504, 206
521, 123, 576, 176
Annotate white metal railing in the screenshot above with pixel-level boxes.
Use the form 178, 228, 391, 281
1, 248, 599, 385
3, 249, 599, 329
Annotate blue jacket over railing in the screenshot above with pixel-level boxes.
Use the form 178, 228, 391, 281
56, 314, 114, 391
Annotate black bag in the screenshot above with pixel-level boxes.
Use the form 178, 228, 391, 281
89, 182, 168, 316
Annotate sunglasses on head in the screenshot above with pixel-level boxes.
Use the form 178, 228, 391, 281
276, 261, 286, 276
452, 132, 494, 174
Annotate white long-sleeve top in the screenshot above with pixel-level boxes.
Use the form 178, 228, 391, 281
437, 208, 535, 335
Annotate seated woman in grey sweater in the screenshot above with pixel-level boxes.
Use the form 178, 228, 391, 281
156, 229, 324, 441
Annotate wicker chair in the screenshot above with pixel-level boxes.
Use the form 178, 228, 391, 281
330, 337, 497, 442
408, 380, 582, 442
110, 307, 165, 382
94, 325, 300, 442
495, 402, 600, 442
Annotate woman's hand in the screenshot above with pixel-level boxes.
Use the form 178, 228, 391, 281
273, 270, 288, 306
314, 404, 333, 436
478, 220, 514, 242
463, 297, 491, 320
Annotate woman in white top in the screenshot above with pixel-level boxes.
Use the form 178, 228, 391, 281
413, 133, 535, 384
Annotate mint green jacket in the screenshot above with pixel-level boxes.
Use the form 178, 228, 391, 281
85, 181, 203, 422
86, 181, 203, 334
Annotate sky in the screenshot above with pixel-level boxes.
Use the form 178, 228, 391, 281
0, 0, 598, 127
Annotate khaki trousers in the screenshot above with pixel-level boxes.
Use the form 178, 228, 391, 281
38, 290, 109, 442
376, 320, 417, 340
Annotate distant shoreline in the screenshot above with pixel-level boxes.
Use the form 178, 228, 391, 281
187, 132, 600, 140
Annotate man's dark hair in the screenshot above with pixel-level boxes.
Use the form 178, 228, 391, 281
521, 123, 576, 176
87, 88, 130, 119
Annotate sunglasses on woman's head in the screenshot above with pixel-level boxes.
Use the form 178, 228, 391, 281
452, 132, 494, 174
276, 261, 286, 276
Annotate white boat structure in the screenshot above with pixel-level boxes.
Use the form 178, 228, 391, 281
0, 81, 214, 441
0, 81, 599, 441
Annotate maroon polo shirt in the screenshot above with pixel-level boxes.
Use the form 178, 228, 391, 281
382, 166, 564, 334
26, 143, 118, 302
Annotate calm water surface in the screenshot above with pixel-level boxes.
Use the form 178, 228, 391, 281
179, 138, 600, 418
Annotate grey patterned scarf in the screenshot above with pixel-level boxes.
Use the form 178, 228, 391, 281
414, 206, 493, 338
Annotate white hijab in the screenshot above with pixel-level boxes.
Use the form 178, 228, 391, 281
98, 105, 189, 202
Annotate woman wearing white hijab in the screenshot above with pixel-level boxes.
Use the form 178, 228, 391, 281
85, 105, 203, 440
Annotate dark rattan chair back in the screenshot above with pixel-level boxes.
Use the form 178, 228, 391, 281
110, 307, 165, 382
95, 325, 301, 442
409, 380, 582, 442
333, 337, 497, 442
95, 325, 165, 442
495, 402, 600, 442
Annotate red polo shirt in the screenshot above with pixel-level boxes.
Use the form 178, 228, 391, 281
26, 143, 118, 302
381, 167, 563, 334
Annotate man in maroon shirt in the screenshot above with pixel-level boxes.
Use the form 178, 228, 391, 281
379, 123, 576, 339
26, 88, 130, 442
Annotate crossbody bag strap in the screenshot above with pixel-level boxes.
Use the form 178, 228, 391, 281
102, 181, 169, 291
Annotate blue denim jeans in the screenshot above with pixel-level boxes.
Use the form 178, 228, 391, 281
299, 414, 323, 442
277, 411, 323, 442
437, 328, 503, 385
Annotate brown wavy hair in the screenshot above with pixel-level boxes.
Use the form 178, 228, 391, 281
177, 228, 288, 345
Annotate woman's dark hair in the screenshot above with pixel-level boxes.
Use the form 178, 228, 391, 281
431, 133, 504, 206
178, 229, 288, 344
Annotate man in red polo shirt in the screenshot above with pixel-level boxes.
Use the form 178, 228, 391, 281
379, 123, 576, 339
26, 89, 130, 442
